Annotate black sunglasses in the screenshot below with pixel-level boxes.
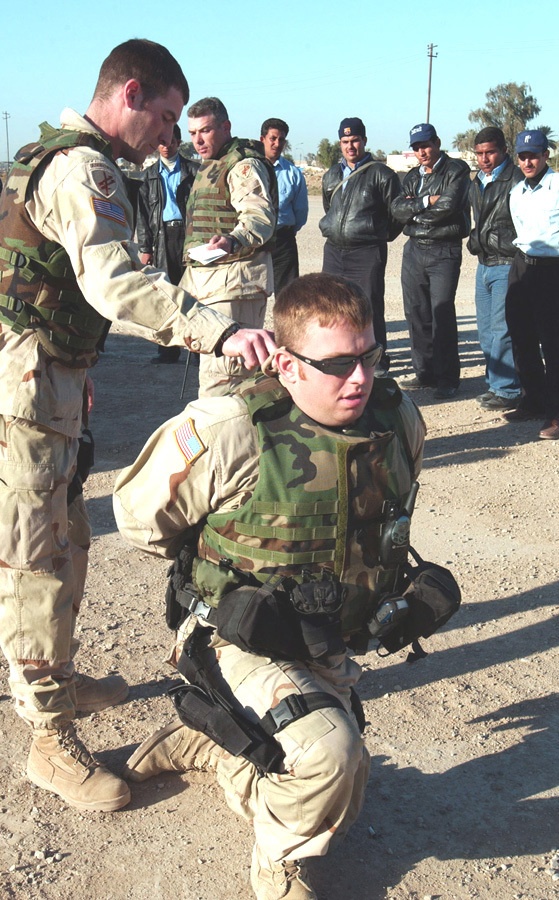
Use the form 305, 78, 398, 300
287, 344, 384, 376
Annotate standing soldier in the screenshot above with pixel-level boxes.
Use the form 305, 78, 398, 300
0, 39, 273, 813
183, 97, 277, 396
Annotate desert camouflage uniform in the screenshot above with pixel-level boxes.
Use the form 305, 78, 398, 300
113, 373, 425, 863
0, 110, 233, 728
181, 139, 276, 396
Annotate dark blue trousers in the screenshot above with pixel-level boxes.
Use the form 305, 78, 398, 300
401, 238, 461, 389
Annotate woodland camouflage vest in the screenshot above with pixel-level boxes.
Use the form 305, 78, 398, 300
196, 374, 417, 635
183, 138, 277, 265
0, 122, 112, 368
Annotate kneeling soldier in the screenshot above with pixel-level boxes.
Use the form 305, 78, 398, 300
114, 274, 427, 899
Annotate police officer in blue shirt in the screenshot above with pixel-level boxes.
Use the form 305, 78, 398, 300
137, 123, 199, 363
260, 118, 308, 294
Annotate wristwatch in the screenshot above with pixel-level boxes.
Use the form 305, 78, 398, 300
214, 323, 240, 357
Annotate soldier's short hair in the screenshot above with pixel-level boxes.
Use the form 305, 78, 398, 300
188, 97, 229, 124
474, 126, 506, 150
261, 118, 289, 138
274, 274, 373, 350
93, 39, 189, 104
173, 123, 182, 142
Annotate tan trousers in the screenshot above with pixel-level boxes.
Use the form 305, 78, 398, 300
197, 298, 267, 398
195, 634, 371, 863
0, 416, 90, 727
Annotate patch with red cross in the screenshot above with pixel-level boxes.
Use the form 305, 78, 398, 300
89, 163, 117, 198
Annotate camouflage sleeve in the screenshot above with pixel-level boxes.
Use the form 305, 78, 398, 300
228, 158, 276, 248
29, 148, 232, 352
113, 396, 259, 559
398, 393, 427, 479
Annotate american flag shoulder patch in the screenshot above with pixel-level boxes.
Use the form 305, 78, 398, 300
174, 418, 207, 464
91, 196, 127, 225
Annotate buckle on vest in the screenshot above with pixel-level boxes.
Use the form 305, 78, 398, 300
188, 596, 214, 621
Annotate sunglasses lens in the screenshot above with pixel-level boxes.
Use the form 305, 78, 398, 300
320, 346, 383, 375
320, 358, 353, 376
362, 346, 384, 368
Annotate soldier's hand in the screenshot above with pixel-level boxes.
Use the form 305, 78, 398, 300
208, 235, 232, 254
222, 328, 276, 369
140, 252, 153, 265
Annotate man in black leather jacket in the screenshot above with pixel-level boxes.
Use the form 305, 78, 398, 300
320, 117, 402, 374
467, 127, 522, 411
392, 123, 470, 399
137, 124, 199, 362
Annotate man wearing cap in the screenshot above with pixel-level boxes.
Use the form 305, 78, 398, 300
391, 123, 471, 399
467, 126, 522, 411
320, 117, 402, 375
502, 130, 559, 440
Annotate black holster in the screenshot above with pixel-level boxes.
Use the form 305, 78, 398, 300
169, 682, 284, 774
165, 540, 198, 630
173, 626, 285, 775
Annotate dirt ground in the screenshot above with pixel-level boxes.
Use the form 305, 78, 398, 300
1, 196, 558, 900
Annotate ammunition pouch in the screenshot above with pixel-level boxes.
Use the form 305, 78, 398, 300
376, 550, 461, 656
67, 428, 94, 506
215, 573, 346, 662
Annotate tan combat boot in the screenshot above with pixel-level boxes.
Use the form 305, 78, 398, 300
27, 724, 131, 812
123, 719, 222, 782
74, 672, 129, 713
251, 844, 318, 900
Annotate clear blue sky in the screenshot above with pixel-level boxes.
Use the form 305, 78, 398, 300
1, 0, 557, 163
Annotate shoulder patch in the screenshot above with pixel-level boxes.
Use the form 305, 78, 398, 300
91, 196, 126, 226
90, 164, 117, 198
174, 418, 207, 465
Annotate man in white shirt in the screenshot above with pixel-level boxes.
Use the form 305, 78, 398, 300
503, 130, 559, 440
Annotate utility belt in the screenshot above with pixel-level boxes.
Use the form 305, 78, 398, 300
165, 483, 460, 665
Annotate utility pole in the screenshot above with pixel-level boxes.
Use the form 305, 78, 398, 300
426, 44, 438, 122
2, 111, 10, 165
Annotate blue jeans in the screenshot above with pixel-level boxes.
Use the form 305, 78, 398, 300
475, 263, 521, 398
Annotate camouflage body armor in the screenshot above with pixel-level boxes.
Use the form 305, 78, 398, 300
195, 374, 417, 636
0, 122, 112, 368
183, 138, 277, 266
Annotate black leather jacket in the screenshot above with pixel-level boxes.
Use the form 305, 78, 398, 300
319, 157, 402, 248
467, 157, 522, 265
391, 153, 471, 242
136, 154, 199, 270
